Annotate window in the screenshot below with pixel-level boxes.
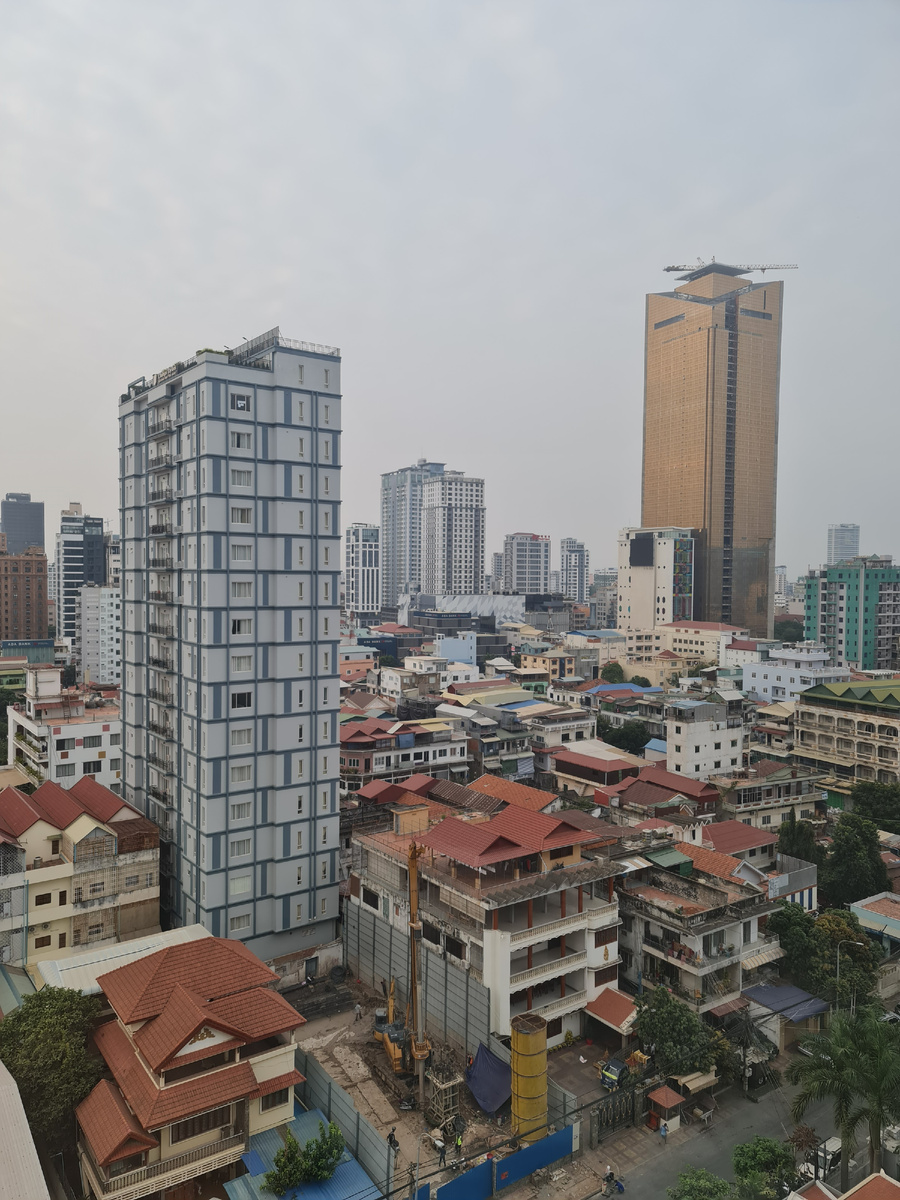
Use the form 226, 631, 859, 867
321, 827, 327, 845
51, 838, 60, 854
231, 655, 252, 672
232, 619, 252, 635
232, 801, 252, 820
58, 933, 67, 949
90, 882, 104, 895
110, 758, 121, 771
761, 815, 772, 826
232, 692, 252, 709
230, 838, 251, 858
171, 1106, 232, 1144
297, 546, 304, 566
231, 393, 251, 411
321, 792, 328, 811
714, 742, 721, 750
320, 861, 327, 880
109, 733, 121, 745
594, 927, 616, 947
231, 469, 252, 486
124, 874, 139, 887
362, 886, 378, 910
56, 763, 76, 778
296, 865, 303, 885
261, 1088, 290, 1112
594, 965, 617, 986
231, 765, 251, 783
83, 761, 102, 774
232, 544, 252, 561
230, 876, 252, 896
295, 901, 303, 921
35, 893, 51, 906
231, 728, 252, 747
296, 831, 303, 850
320, 899, 327, 915
298, 581, 304, 601
232, 581, 252, 598
35, 935, 51, 949
56, 738, 75, 751
743, 921, 752, 945
297, 797, 304, 814
231, 507, 252, 524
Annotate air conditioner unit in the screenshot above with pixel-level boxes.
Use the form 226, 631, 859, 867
42, 923, 50, 930
27, 926, 35, 933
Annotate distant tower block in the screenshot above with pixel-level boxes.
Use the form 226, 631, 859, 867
511, 1013, 548, 1143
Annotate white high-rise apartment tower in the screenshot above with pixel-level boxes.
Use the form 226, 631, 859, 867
76, 584, 122, 685
380, 461, 445, 607
421, 473, 485, 595
503, 533, 550, 594
827, 524, 860, 566
120, 328, 341, 957
616, 527, 695, 630
560, 537, 590, 603
344, 523, 380, 625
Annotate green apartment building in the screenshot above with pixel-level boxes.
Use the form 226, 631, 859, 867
804, 556, 900, 671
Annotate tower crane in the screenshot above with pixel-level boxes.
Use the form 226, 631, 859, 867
663, 257, 798, 280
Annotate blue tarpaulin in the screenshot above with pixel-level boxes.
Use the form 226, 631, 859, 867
742, 983, 829, 1023
465, 1043, 511, 1114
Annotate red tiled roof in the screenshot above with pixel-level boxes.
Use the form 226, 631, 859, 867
552, 750, 638, 775
75, 1078, 158, 1166
647, 1085, 685, 1110
207, 988, 304, 1042
94, 1019, 259, 1130
356, 780, 396, 802
27, 780, 86, 828
842, 1177, 900, 1198
487, 805, 597, 852
550, 810, 622, 840
703, 821, 777, 855
68, 775, 132, 823
416, 818, 525, 868
640, 767, 718, 799
656, 650, 679, 660
585, 987, 636, 1033
395, 773, 437, 796
340, 718, 396, 743
471, 774, 558, 812
370, 623, 421, 635
134, 984, 248, 1072
98, 937, 278, 1024
390, 792, 457, 820
250, 1069, 305, 1099
676, 842, 747, 882
633, 819, 672, 831
729, 640, 759, 651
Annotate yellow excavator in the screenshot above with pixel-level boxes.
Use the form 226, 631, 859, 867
374, 843, 431, 1096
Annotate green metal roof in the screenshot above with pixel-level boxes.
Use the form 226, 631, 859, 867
802, 682, 900, 709
646, 847, 692, 869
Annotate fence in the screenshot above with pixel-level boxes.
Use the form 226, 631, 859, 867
419, 1124, 578, 1200
345, 903, 492, 1055
295, 1047, 395, 1194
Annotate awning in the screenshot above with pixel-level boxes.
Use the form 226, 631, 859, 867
708, 996, 749, 1018
673, 1069, 718, 1094
742, 944, 786, 971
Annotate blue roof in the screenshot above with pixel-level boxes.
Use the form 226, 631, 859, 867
497, 700, 544, 710
742, 984, 829, 1022
575, 630, 623, 638
584, 683, 662, 696
666, 698, 706, 710
224, 1107, 383, 1200
645, 738, 667, 753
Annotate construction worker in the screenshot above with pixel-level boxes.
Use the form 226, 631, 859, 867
354, 1002, 362, 1022
387, 1128, 399, 1152
455, 1132, 462, 1158
437, 1140, 446, 1167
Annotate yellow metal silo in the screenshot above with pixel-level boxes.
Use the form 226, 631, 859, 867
510, 1013, 548, 1143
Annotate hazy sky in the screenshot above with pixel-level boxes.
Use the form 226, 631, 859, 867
1, 1, 898, 580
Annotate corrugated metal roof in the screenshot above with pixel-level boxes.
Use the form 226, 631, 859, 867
645, 847, 691, 869
37, 925, 213, 994
0, 1061, 50, 1200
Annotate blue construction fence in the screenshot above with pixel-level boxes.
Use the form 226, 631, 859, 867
419, 1124, 578, 1200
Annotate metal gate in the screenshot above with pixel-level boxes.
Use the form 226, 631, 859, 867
590, 1088, 636, 1141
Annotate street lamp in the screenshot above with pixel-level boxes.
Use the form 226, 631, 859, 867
835, 939, 865, 1008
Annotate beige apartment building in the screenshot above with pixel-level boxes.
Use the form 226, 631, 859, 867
793, 681, 900, 786
642, 263, 785, 637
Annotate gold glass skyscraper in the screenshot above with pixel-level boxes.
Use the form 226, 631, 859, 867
641, 264, 784, 638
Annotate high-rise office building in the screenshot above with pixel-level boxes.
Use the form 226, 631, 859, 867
827, 524, 860, 566
54, 503, 105, 640
489, 551, 505, 592
0, 546, 48, 640
560, 537, 590, 603
0, 493, 44, 555
642, 263, 785, 637
549, 570, 561, 594
380, 460, 445, 607
105, 531, 122, 590
421, 472, 485, 596
344, 523, 380, 625
617, 527, 695, 630
804, 555, 900, 670
75, 584, 122, 685
120, 328, 341, 955
502, 532, 550, 594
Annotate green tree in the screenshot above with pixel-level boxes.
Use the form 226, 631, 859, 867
808, 909, 881, 1007
850, 781, 900, 835
599, 719, 651, 755
774, 619, 804, 642
263, 1122, 345, 1196
0, 987, 103, 1147
600, 661, 625, 684
732, 1136, 797, 1197
634, 986, 713, 1075
820, 812, 890, 908
788, 1009, 900, 1187
378, 653, 398, 668
630, 675, 652, 688
776, 809, 821, 864
666, 1167, 732, 1200
766, 901, 816, 966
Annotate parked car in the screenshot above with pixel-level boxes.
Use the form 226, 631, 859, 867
600, 1058, 630, 1090
880, 1012, 900, 1023
798, 1138, 848, 1180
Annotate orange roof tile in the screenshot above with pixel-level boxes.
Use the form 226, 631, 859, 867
585, 988, 636, 1033
98, 937, 278, 1024
250, 1069, 305, 1099
207, 987, 305, 1041
471, 774, 558, 812
94, 1020, 259, 1131
676, 842, 748, 882
76, 1079, 158, 1166
134, 984, 248, 1072
68, 775, 133, 823
703, 821, 777, 855
647, 1085, 685, 1110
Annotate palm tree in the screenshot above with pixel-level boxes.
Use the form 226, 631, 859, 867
786, 1013, 858, 1194
787, 1009, 900, 1190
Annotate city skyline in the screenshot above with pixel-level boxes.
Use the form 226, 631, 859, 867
0, 5, 898, 580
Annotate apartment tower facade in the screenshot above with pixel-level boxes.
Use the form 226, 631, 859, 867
344, 522, 380, 625
617, 526, 695, 630
560, 537, 590, 603
421, 472, 485, 596
642, 263, 785, 638
380, 460, 445, 608
119, 328, 341, 958
54, 504, 106, 640
0, 493, 44, 556
827, 523, 860, 566
502, 532, 550, 594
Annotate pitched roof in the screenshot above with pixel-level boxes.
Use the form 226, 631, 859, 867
676, 842, 748, 882
0, 782, 84, 836
842, 1174, 900, 1198
471, 774, 558, 812
551, 750, 638, 775
429, 779, 504, 813
585, 987, 637, 1033
703, 820, 777, 855
97, 937, 278, 1024
647, 1085, 685, 1110
94, 1019, 259, 1130
68, 775, 132, 823
133, 984, 248, 1072
251, 1068, 305, 1099
75, 1078, 158, 1167
488, 805, 596, 852
416, 817, 525, 868
639, 767, 718, 798
551, 810, 622, 840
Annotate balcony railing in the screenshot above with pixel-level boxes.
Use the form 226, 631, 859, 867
148, 719, 174, 737
148, 753, 175, 772
510, 950, 587, 987
534, 989, 587, 1018
147, 688, 173, 704
80, 1131, 245, 1198
148, 558, 174, 570
148, 591, 175, 604
146, 418, 174, 437
148, 623, 174, 637
149, 655, 174, 671
508, 902, 616, 946
147, 489, 173, 503
148, 453, 174, 471
148, 524, 172, 537
148, 784, 173, 803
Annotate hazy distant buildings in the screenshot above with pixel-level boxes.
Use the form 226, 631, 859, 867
617, 526, 695, 630
642, 263, 785, 638
344, 522, 380, 625
0, 493, 44, 555
503, 532, 550, 594
54, 503, 105, 640
0, 545, 48, 641
421, 472, 485, 596
560, 537, 589, 603
380, 460, 445, 607
75, 584, 122, 686
827, 523, 860, 566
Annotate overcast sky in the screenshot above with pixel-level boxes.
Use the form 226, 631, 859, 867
1, 1, 898, 580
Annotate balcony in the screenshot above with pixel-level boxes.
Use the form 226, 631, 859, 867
148, 753, 175, 773
148, 591, 175, 604
149, 655, 174, 671
147, 688, 174, 705
507, 903, 615, 947
148, 623, 174, 637
148, 454, 174, 471
148, 557, 174, 570
147, 489, 173, 504
147, 719, 174, 738
535, 989, 587, 1020
148, 524, 173, 537
146, 418, 174, 437
79, 1131, 245, 1200
148, 784, 173, 804
510, 949, 587, 988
